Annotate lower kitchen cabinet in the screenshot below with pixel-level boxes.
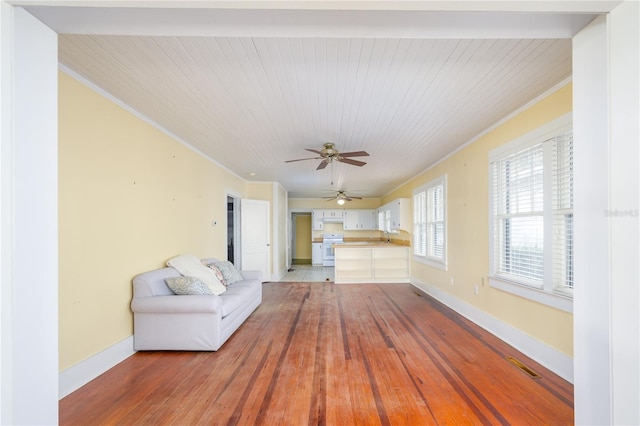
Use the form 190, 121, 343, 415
312, 242, 323, 265
334, 245, 409, 284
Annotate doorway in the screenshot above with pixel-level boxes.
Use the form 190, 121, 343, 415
291, 212, 312, 265
227, 195, 237, 263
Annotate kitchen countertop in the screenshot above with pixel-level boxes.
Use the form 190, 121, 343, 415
335, 241, 409, 248
312, 238, 410, 247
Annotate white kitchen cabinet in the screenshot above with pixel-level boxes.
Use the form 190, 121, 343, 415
322, 209, 344, 219
389, 198, 410, 230
378, 198, 410, 232
312, 242, 323, 265
377, 208, 390, 232
312, 209, 324, 230
343, 209, 377, 230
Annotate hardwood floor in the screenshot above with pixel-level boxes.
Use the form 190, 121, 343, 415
60, 283, 573, 425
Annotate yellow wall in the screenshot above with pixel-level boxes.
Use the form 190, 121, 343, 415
294, 215, 312, 259
245, 182, 273, 201
58, 72, 247, 370
386, 84, 574, 357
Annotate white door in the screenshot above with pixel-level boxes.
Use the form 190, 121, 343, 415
240, 199, 271, 280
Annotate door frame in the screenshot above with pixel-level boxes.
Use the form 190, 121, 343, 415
289, 208, 313, 268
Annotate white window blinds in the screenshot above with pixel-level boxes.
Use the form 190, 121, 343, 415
491, 144, 545, 286
413, 191, 427, 256
552, 131, 574, 293
428, 184, 445, 259
413, 176, 447, 268
489, 123, 574, 300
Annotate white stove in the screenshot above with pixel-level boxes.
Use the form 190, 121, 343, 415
322, 233, 344, 267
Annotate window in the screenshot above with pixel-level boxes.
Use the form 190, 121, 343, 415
489, 113, 573, 312
413, 175, 447, 269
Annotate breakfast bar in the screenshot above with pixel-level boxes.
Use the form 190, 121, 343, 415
334, 242, 410, 284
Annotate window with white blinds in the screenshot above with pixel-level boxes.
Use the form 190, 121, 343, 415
489, 114, 573, 310
413, 175, 447, 269
413, 191, 427, 256
552, 132, 574, 294
491, 144, 545, 287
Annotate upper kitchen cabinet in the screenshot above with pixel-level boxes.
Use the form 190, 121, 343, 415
378, 198, 410, 232
312, 209, 324, 230
312, 209, 345, 230
343, 209, 377, 230
322, 209, 345, 220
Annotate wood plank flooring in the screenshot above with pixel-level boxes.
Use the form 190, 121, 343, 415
60, 282, 573, 425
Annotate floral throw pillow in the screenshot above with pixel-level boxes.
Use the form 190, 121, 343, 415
165, 276, 213, 295
212, 261, 244, 286
205, 263, 228, 287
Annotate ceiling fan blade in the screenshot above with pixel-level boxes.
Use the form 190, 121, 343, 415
305, 148, 323, 155
338, 158, 367, 167
285, 156, 322, 163
317, 160, 330, 170
340, 151, 369, 158
349, 196, 363, 199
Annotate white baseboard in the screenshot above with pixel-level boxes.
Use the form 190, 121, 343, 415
59, 336, 135, 399
410, 279, 574, 384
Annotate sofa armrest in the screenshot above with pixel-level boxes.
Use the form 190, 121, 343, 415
240, 270, 262, 282
131, 295, 220, 314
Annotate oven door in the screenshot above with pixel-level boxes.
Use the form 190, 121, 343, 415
322, 240, 343, 266
322, 242, 335, 261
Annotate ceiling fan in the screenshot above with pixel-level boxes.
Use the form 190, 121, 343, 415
285, 142, 369, 170
324, 190, 362, 205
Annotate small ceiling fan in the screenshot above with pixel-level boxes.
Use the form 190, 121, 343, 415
325, 190, 362, 205
285, 142, 369, 170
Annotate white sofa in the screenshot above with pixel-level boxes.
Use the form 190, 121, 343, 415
131, 258, 262, 351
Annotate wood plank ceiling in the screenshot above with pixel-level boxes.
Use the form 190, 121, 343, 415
41, 6, 585, 198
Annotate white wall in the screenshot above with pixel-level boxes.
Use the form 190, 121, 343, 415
573, 1, 640, 424
608, 1, 640, 423
0, 4, 59, 425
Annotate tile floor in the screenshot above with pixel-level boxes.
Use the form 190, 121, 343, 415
279, 265, 335, 282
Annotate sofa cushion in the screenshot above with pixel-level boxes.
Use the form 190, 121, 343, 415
204, 263, 228, 286
167, 254, 226, 295
220, 280, 261, 317
211, 261, 244, 286
165, 276, 213, 295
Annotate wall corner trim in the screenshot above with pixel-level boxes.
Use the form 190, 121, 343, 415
410, 279, 574, 383
59, 336, 135, 399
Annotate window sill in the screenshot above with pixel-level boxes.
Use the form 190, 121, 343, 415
489, 276, 572, 313
414, 255, 448, 271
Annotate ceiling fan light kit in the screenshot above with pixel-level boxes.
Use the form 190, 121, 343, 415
326, 190, 363, 205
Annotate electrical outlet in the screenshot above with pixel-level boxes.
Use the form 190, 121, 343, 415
474, 285, 479, 295
450, 277, 454, 286
481, 277, 486, 286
